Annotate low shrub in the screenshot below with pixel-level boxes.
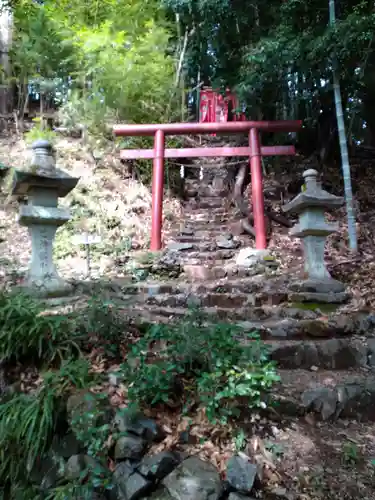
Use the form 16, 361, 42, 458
121, 309, 279, 423
76, 295, 127, 359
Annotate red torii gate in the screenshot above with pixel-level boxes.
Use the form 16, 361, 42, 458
113, 121, 302, 251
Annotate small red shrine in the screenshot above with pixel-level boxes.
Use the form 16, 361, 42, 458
199, 87, 246, 123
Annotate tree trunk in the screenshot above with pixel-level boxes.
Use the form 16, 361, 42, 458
329, 0, 357, 252
0, 2, 13, 127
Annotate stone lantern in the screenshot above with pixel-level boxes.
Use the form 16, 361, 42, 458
282, 169, 347, 303
11, 140, 79, 297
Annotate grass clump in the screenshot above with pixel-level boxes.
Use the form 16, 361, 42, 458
0, 358, 94, 488
0, 291, 80, 364
121, 309, 279, 424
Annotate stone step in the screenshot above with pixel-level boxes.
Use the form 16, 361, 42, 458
125, 304, 278, 324
194, 196, 229, 204
170, 224, 233, 234
267, 337, 371, 370
171, 228, 234, 238
113, 275, 275, 296
187, 204, 227, 213
136, 291, 288, 309
183, 214, 233, 223
179, 258, 237, 267
171, 250, 236, 262
125, 305, 372, 340
185, 187, 229, 197
165, 239, 250, 254
182, 263, 275, 281
273, 368, 375, 420
165, 242, 240, 254
172, 235, 240, 248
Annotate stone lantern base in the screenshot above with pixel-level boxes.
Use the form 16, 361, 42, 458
20, 276, 73, 299
289, 278, 349, 304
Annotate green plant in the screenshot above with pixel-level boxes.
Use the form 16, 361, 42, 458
265, 440, 284, 458
46, 483, 93, 500
70, 392, 112, 458
342, 441, 359, 465
121, 309, 279, 423
76, 295, 127, 359
0, 358, 93, 486
24, 118, 58, 145
0, 291, 80, 364
67, 392, 132, 495
233, 428, 247, 452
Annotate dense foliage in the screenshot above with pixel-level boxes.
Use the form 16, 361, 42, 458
10, 0, 183, 135
122, 310, 278, 423
163, 0, 375, 153
0, 292, 277, 498
6, 0, 374, 156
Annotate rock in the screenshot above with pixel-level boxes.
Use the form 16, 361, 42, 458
152, 253, 181, 278
236, 248, 271, 267
180, 227, 194, 236
337, 379, 375, 419
121, 472, 152, 500
289, 278, 348, 304
368, 338, 375, 367
229, 221, 245, 236
113, 461, 136, 480
301, 387, 338, 420
269, 486, 294, 499
270, 342, 319, 368
229, 494, 256, 500
51, 432, 81, 458
271, 339, 368, 370
113, 462, 152, 500
114, 410, 165, 443
29, 454, 60, 490
146, 487, 173, 499
138, 418, 166, 442
319, 339, 367, 369
299, 377, 375, 420
183, 264, 227, 280
65, 454, 100, 481
216, 235, 239, 249
114, 434, 147, 460
113, 407, 141, 433
138, 451, 180, 480
282, 308, 318, 320
66, 390, 111, 431
163, 456, 222, 500
167, 242, 194, 252
65, 455, 85, 480
290, 278, 345, 294
226, 455, 258, 494
289, 291, 349, 304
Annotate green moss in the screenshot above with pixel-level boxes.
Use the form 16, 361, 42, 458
263, 255, 276, 261
291, 302, 340, 314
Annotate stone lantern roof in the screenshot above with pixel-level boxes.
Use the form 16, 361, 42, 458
282, 169, 344, 214
11, 139, 79, 198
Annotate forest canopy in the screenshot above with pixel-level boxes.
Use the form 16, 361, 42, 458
1, 0, 374, 151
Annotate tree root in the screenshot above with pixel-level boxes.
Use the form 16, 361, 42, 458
232, 164, 292, 238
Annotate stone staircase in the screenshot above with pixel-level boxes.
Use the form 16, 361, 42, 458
73, 161, 375, 421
